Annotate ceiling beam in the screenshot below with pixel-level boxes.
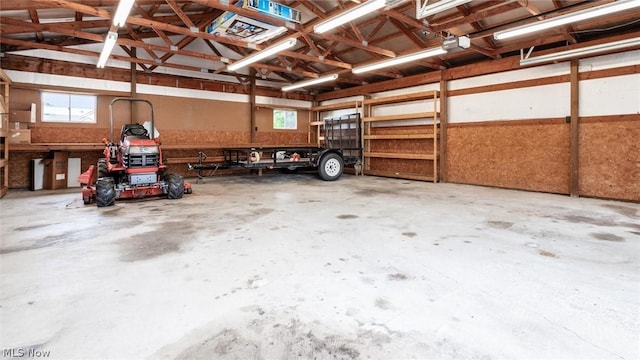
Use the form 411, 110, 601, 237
28, 9, 45, 42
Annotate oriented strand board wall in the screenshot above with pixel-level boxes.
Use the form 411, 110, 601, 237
447, 121, 571, 194
579, 118, 640, 201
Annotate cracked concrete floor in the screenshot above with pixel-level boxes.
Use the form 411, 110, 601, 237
1, 174, 639, 359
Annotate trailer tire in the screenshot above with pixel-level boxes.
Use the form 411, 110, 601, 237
96, 177, 116, 207
318, 152, 344, 181
166, 174, 184, 199
97, 159, 108, 178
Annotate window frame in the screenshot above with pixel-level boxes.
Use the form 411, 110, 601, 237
272, 109, 297, 130
41, 91, 97, 123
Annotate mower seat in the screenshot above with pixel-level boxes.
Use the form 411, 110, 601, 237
121, 124, 149, 141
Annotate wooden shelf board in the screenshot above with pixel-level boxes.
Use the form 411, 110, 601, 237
10, 143, 105, 151
311, 101, 361, 112
363, 112, 438, 122
363, 133, 435, 140
363, 91, 439, 105
364, 152, 435, 160
364, 169, 435, 182
310, 121, 324, 126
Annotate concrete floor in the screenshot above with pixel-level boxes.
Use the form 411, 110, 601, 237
1, 173, 638, 360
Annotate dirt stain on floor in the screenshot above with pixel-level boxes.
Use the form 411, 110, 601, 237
337, 214, 358, 219
539, 250, 558, 258
601, 204, 639, 219
1, 230, 91, 254
590, 232, 625, 242
119, 221, 198, 262
402, 232, 417, 238
487, 221, 514, 229
14, 224, 51, 231
354, 188, 403, 197
375, 297, 392, 310
388, 273, 408, 281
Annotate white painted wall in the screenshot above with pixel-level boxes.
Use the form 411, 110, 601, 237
449, 83, 570, 123
5, 71, 312, 108
340, 49, 639, 124
579, 74, 640, 116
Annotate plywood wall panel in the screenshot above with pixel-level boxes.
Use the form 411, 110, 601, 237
160, 130, 250, 145
579, 119, 640, 201
255, 131, 310, 144
30, 127, 109, 143
447, 122, 570, 194
369, 158, 433, 175
369, 139, 433, 153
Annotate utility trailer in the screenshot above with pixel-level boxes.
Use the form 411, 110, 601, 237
189, 113, 361, 181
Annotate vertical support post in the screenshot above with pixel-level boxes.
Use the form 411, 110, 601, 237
570, 59, 579, 197
250, 69, 257, 143
130, 47, 137, 123
439, 74, 448, 183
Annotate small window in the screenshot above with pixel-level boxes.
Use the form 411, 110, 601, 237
273, 109, 297, 130
42, 92, 96, 123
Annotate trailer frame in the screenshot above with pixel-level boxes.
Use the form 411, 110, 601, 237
188, 113, 362, 181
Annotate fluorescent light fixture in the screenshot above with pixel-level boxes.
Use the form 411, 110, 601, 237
281, 74, 339, 92
314, 0, 386, 34
113, 0, 135, 27
352, 47, 446, 74
495, 0, 640, 40
420, 0, 472, 18
520, 37, 640, 66
227, 38, 297, 72
97, 31, 118, 68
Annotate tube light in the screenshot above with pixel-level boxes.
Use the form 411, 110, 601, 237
113, 0, 135, 27
352, 47, 446, 74
314, 0, 386, 34
282, 74, 339, 92
520, 37, 640, 66
420, 0, 472, 18
227, 38, 297, 72
97, 31, 118, 68
494, 0, 640, 40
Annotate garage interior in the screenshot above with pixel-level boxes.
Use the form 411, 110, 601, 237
0, 0, 639, 359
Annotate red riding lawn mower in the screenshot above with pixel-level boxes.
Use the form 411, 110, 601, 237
78, 97, 191, 207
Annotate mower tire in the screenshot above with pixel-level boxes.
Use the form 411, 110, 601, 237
97, 159, 108, 178
166, 173, 184, 199
96, 177, 116, 207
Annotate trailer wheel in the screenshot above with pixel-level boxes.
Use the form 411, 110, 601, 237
96, 177, 116, 207
97, 159, 108, 178
166, 174, 184, 199
318, 153, 344, 181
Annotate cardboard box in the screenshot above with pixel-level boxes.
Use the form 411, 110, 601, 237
43, 152, 69, 190
9, 129, 31, 144
9, 104, 36, 123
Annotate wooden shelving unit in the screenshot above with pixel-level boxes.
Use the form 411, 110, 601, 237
362, 90, 440, 182
309, 101, 361, 147
0, 70, 11, 198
